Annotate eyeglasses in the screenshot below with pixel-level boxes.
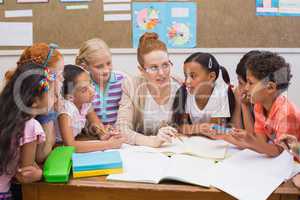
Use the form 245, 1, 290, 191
42, 43, 58, 68
144, 61, 173, 74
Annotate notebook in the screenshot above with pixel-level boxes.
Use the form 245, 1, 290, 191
72, 151, 123, 172
122, 136, 229, 160
211, 149, 294, 200
73, 168, 123, 178
43, 146, 75, 183
107, 150, 216, 187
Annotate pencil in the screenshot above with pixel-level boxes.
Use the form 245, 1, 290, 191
93, 124, 107, 135
174, 133, 184, 143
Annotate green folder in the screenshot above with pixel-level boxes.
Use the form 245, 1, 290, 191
43, 146, 75, 183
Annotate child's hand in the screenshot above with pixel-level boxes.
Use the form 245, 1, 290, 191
236, 86, 250, 105
89, 123, 107, 139
199, 123, 216, 137
277, 134, 300, 159
16, 165, 42, 183
278, 134, 298, 150
100, 125, 121, 140
106, 134, 126, 149
231, 128, 254, 149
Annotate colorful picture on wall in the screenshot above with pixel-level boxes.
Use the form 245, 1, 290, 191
132, 2, 196, 48
256, 0, 300, 16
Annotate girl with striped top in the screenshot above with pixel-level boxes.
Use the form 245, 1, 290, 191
76, 38, 123, 126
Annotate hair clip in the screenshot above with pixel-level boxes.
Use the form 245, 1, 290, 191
208, 58, 213, 69
42, 43, 59, 68
38, 78, 50, 93
37, 67, 57, 93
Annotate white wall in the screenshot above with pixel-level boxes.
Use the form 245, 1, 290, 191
1, 48, 300, 106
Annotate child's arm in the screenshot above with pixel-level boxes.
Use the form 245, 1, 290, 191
86, 110, 113, 139
231, 88, 243, 129
231, 129, 283, 157
240, 103, 254, 135
58, 114, 124, 152
36, 121, 56, 163
16, 141, 43, 183
231, 88, 254, 133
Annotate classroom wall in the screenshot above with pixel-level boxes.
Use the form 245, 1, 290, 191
0, 48, 299, 106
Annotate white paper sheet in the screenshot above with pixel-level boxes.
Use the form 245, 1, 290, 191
60, 0, 91, 2
0, 22, 33, 46
103, 3, 131, 11
5, 10, 33, 18
17, 0, 48, 3
121, 136, 228, 160
163, 154, 215, 187
286, 162, 300, 180
212, 150, 294, 200
104, 14, 131, 21
279, 0, 300, 13
263, 0, 272, 8
107, 150, 216, 187
158, 136, 229, 159
65, 5, 88, 10
107, 150, 169, 183
103, 0, 131, 2
171, 7, 189, 18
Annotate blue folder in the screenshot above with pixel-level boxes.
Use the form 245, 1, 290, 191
72, 151, 122, 172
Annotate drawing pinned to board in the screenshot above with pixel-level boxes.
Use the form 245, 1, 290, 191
136, 7, 160, 30
17, 0, 48, 3
256, 0, 300, 16
132, 2, 196, 48
167, 22, 191, 46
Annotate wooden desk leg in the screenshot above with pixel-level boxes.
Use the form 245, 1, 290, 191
22, 184, 38, 200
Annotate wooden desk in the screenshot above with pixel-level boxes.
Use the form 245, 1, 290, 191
23, 176, 300, 200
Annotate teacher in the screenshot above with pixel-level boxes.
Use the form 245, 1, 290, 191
117, 32, 181, 147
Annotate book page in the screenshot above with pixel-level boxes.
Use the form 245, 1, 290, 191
180, 136, 229, 159
121, 136, 229, 160
107, 150, 170, 184
212, 149, 293, 200
161, 154, 216, 187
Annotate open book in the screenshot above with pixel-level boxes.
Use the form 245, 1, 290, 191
211, 149, 293, 200
107, 150, 216, 187
122, 136, 229, 160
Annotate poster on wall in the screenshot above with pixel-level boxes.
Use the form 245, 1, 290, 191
0, 22, 33, 46
256, 0, 300, 16
132, 2, 196, 48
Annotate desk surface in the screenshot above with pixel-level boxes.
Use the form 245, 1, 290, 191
23, 176, 300, 200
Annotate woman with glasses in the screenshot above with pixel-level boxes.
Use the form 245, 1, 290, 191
116, 32, 181, 147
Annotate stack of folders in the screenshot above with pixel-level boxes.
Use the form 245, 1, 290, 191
72, 151, 123, 178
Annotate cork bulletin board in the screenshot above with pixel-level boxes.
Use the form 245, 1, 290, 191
0, 0, 299, 50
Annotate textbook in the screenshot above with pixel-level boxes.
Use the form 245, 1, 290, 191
72, 151, 123, 178
43, 146, 75, 183
122, 136, 229, 160
73, 168, 123, 178
107, 150, 216, 187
